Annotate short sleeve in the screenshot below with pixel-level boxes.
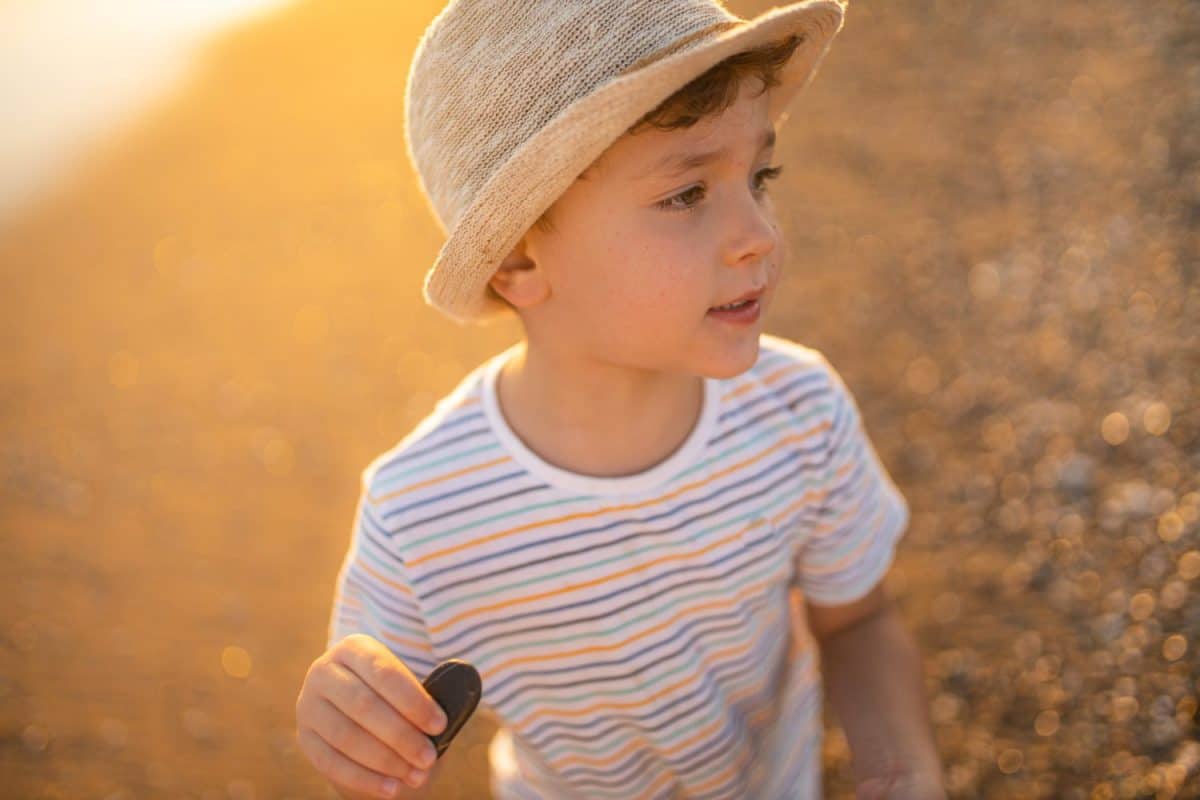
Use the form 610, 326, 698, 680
327, 469, 438, 679
794, 354, 911, 606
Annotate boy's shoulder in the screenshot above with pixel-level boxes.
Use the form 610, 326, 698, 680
755, 332, 828, 370
358, 351, 501, 514
746, 332, 839, 401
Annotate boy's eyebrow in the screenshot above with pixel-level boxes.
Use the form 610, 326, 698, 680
647, 126, 776, 178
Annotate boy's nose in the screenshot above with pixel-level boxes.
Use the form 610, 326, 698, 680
721, 197, 779, 268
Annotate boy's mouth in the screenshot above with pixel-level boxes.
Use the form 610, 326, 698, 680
708, 286, 764, 313
707, 296, 762, 325
710, 298, 754, 312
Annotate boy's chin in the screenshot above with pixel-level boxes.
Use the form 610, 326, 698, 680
697, 339, 761, 380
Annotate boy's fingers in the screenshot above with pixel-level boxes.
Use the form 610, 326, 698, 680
336, 638, 448, 736
320, 661, 440, 774
296, 725, 410, 799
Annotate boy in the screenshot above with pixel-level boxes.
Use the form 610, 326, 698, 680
294, 1, 946, 798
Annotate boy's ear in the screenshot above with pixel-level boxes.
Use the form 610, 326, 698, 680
488, 236, 551, 309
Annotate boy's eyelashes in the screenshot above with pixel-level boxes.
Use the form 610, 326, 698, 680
654, 164, 785, 213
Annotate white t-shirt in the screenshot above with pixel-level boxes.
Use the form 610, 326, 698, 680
328, 332, 910, 799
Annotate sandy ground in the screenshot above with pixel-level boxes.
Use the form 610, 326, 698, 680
1, 1, 1198, 798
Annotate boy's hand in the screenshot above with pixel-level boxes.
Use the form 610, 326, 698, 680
295, 634, 449, 798
854, 765, 948, 800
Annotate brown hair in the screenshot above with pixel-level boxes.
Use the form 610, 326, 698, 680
486, 33, 803, 310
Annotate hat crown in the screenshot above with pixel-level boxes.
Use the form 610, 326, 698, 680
404, 0, 740, 234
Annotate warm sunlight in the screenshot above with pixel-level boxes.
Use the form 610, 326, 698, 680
0, 0, 295, 223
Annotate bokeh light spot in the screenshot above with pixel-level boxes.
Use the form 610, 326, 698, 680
1127, 591, 1155, 621
1159, 580, 1187, 610
905, 355, 941, 395
99, 718, 128, 749
968, 261, 1000, 300
1178, 551, 1200, 580
1034, 709, 1060, 737
221, 645, 252, 678
982, 416, 1015, 451
227, 778, 256, 800
262, 437, 294, 476
1101, 412, 1129, 445
1157, 512, 1184, 543
182, 707, 215, 741
931, 591, 961, 624
1111, 696, 1139, 722
22, 724, 50, 754
996, 748, 1024, 774
251, 427, 294, 476
931, 692, 962, 724
1161, 634, 1187, 662
1142, 402, 1171, 436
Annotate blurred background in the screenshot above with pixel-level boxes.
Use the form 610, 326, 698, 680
1, 0, 1197, 798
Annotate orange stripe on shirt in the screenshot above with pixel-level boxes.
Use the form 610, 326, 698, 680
409, 421, 830, 569
357, 557, 418, 600
548, 606, 786, 774
367, 454, 512, 504
429, 516, 768, 634
797, 498, 892, 577
483, 569, 782, 680
721, 359, 808, 402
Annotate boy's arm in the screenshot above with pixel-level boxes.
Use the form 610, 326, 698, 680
800, 584, 947, 798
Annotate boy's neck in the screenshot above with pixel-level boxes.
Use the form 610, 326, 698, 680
495, 340, 705, 479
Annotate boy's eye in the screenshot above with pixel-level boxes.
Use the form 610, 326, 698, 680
655, 165, 785, 213
659, 185, 706, 211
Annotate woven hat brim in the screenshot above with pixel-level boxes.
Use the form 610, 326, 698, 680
423, 0, 847, 326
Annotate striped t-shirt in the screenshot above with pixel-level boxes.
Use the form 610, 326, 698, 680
327, 332, 910, 800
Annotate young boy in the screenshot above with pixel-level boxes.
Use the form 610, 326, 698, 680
295, 1, 946, 798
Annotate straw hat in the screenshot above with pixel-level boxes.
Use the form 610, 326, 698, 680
405, 0, 849, 326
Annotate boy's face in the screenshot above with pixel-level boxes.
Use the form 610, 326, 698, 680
493, 77, 785, 379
